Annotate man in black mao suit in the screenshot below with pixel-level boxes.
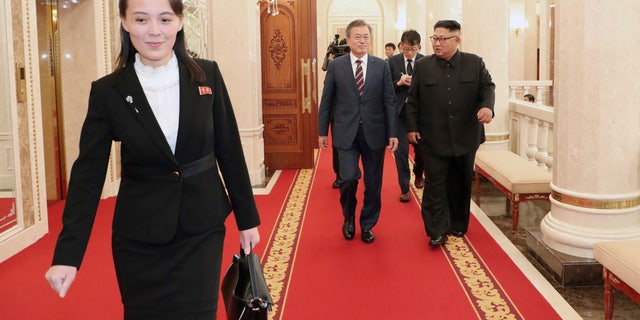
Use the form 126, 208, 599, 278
406, 20, 495, 246
318, 19, 398, 244
388, 29, 425, 202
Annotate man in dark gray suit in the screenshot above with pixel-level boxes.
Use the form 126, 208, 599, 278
406, 20, 495, 246
388, 29, 425, 203
318, 19, 398, 244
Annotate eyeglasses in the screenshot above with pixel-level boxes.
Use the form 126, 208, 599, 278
429, 35, 458, 43
402, 46, 419, 52
351, 34, 370, 41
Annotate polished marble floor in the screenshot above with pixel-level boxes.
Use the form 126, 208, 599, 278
474, 179, 640, 320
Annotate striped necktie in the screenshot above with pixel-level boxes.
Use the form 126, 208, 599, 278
407, 59, 413, 75
355, 59, 364, 95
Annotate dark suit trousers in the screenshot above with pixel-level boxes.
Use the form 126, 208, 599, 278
394, 113, 424, 193
337, 124, 385, 230
420, 151, 476, 237
330, 120, 341, 180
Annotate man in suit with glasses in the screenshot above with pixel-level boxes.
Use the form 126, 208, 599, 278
388, 29, 426, 203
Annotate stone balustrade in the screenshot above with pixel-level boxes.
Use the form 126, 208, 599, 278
508, 98, 554, 171
509, 80, 553, 106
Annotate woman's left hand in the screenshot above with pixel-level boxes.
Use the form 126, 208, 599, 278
240, 227, 260, 254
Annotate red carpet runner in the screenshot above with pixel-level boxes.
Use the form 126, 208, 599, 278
262, 149, 562, 319
0, 171, 298, 320
0, 149, 564, 319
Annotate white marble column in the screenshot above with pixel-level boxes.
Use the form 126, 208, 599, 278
461, 0, 510, 150
207, 0, 265, 186
540, 0, 640, 258
538, 0, 551, 81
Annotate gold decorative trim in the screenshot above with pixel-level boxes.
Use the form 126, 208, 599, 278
262, 153, 316, 319
485, 133, 510, 142
99, 0, 119, 187
23, 0, 43, 222
551, 191, 640, 210
300, 58, 311, 114
410, 158, 521, 318
444, 237, 523, 319
262, 154, 534, 318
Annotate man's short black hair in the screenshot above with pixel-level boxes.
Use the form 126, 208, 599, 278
400, 29, 421, 46
434, 20, 461, 32
385, 42, 396, 50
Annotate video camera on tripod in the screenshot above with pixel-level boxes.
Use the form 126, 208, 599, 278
328, 34, 350, 57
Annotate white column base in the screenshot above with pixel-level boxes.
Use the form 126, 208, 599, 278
541, 184, 640, 258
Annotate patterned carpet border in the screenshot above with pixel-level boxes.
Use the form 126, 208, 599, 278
410, 160, 523, 320
261, 152, 317, 320
262, 153, 527, 319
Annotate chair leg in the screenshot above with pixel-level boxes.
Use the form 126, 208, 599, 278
603, 269, 614, 320
511, 199, 519, 231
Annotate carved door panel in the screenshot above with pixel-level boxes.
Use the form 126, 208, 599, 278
260, 0, 317, 169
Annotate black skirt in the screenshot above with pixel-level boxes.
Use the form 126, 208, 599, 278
112, 224, 226, 320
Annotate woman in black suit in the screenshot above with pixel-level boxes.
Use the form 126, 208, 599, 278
45, 0, 261, 319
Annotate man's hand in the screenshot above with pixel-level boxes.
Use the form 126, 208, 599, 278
318, 136, 329, 150
477, 107, 493, 124
388, 138, 399, 153
397, 74, 412, 87
407, 132, 421, 144
45, 265, 78, 298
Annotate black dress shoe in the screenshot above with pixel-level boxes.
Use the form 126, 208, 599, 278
342, 217, 355, 240
332, 179, 341, 189
414, 177, 425, 189
428, 234, 447, 246
362, 229, 375, 243
449, 230, 465, 237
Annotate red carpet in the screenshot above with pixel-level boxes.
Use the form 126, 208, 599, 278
0, 150, 565, 319
265, 149, 562, 319
0, 170, 297, 320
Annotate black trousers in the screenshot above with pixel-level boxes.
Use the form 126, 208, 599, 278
337, 125, 385, 230
420, 151, 476, 237
330, 120, 341, 181
394, 114, 424, 193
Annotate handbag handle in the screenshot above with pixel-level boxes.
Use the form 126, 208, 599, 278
246, 242, 260, 310
242, 243, 272, 311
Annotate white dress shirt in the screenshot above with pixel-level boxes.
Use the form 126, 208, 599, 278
350, 53, 368, 80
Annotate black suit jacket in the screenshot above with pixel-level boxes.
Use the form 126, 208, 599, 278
387, 53, 424, 115
52, 59, 260, 267
405, 50, 495, 156
318, 54, 397, 149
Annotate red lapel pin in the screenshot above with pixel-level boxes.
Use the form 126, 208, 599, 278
198, 86, 213, 95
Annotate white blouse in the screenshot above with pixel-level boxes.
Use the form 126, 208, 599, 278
134, 53, 180, 154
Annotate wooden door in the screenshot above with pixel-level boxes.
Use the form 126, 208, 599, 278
260, 0, 318, 169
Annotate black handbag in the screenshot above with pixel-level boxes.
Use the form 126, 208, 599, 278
221, 245, 273, 320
